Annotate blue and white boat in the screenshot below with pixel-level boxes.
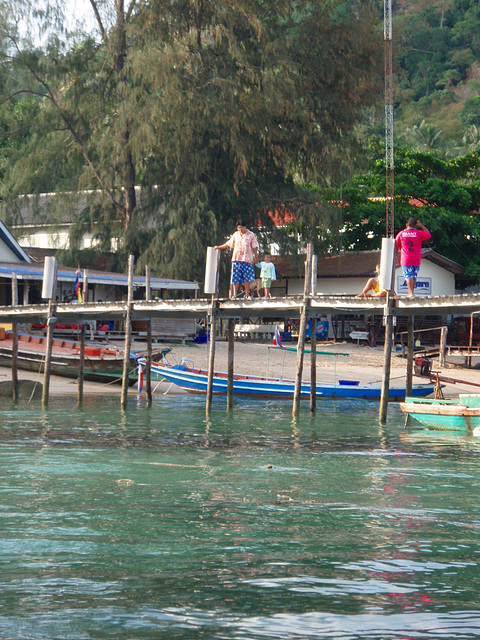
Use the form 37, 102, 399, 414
152, 360, 435, 401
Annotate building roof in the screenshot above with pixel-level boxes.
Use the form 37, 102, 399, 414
0, 220, 31, 262
0, 262, 199, 291
1, 187, 160, 228
275, 249, 465, 279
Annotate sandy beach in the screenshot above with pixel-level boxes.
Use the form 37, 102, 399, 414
1, 339, 478, 399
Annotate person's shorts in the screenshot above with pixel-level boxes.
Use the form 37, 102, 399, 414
402, 265, 420, 281
231, 261, 255, 284
261, 277, 272, 289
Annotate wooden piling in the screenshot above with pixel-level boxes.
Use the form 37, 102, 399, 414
205, 249, 219, 415
309, 252, 317, 413
293, 243, 313, 418
145, 265, 152, 407
42, 299, 57, 409
227, 318, 234, 410
406, 315, 414, 397
310, 318, 317, 414
439, 325, 448, 367
11, 273, 19, 401
206, 301, 217, 415
378, 294, 395, 424
293, 310, 308, 417
78, 323, 86, 406
41, 262, 57, 409
121, 255, 135, 410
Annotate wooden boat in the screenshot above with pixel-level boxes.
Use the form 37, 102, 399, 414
0, 331, 140, 385
151, 360, 435, 400
400, 394, 480, 431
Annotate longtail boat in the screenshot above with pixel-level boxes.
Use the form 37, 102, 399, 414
400, 394, 480, 431
0, 330, 140, 385
151, 357, 435, 401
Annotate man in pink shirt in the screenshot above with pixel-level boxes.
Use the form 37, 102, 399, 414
395, 218, 431, 297
214, 220, 259, 298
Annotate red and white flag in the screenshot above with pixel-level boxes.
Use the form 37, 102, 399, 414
137, 362, 144, 394
273, 324, 282, 348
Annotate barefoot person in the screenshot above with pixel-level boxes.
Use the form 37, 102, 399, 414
355, 264, 387, 298
395, 218, 431, 297
214, 220, 259, 299
255, 253, 276, 298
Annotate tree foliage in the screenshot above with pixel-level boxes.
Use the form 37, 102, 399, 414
386, 0, 480, 154
0, 0, 381, 280
339, 146, 480, 281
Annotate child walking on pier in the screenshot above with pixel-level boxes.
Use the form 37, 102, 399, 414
255, 254, 276, 298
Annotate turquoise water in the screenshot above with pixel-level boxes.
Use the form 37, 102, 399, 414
0, 394, 479, 639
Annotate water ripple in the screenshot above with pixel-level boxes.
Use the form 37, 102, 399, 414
234, 610, 480, 639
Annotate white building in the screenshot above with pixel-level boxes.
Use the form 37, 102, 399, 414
271, 249, 466, 341
273, 249, 464, 297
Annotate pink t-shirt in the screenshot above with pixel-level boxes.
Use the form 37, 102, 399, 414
226, 229, 259, 263
395, 228, 431, 266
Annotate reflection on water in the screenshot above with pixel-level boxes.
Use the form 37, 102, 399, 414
0, 395, 479, 639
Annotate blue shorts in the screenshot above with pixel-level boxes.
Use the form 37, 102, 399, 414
231, 261, 255, 284
402, 265, 420, 281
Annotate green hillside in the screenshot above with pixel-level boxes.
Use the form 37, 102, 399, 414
381, 0, 480, 154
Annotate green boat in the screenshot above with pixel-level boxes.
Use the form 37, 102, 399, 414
0, 331, 165, 385
400, 394, 480, 431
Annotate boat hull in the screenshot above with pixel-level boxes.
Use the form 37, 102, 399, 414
152, 364, 435, 400
400, 396, 480, 430
0, 333, 137, 385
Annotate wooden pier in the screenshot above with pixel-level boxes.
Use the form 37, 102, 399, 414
2, 291, 480, 325
2, 276, 480, 419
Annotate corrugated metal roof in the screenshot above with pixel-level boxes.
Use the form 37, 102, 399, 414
0, 262, 199, 290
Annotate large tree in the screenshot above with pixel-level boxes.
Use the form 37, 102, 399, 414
0, 0, 138, 231
130, 0, 382, 279
0, 0, 382, 280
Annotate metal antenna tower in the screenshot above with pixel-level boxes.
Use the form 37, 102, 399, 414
384, 0, 394, 237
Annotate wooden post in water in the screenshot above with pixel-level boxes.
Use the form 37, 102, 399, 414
42, 300, 57, 409
121, 255, 135, 410
293, 243, 313, 418
78, 324, 86, 406
145, 265, 153, 407
227, 318, 235, 410
77, 269, 88, 405
205, 247, 219, 415
309, 253, 317, 413
206, 299, 217, 415
310, 318, 317, 414
379, 294, 395, 424
42, 260, 57, 409
439, 325, 448, 368
11, 273, 19, 401
406, 315, 414, 397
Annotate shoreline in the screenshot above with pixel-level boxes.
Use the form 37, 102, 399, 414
1, 339, 478, 399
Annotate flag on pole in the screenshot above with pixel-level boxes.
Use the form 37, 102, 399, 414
74, 267, 83, 303
273, 324, 282, 348
137, 362, 144, 395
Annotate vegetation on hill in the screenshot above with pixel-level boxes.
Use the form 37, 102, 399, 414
362, 0, 480, 155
